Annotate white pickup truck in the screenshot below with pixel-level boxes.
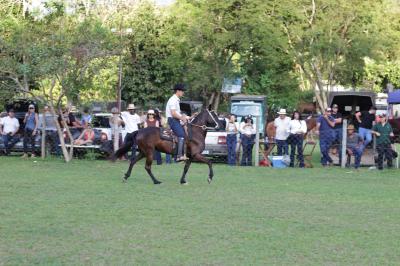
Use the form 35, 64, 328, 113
202, 118, 228, 161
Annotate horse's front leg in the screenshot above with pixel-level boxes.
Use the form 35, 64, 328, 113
193, 153, 213, 184
180, 158, 192, 185
123, 152, 144, 182
144, 153, 162, 185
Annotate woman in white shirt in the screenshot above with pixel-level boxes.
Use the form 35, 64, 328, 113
226, 114, 238, 166
239, 115, 256, 166
287, 111, 307, 167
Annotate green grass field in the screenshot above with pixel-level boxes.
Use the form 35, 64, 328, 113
1, 156, 399, 265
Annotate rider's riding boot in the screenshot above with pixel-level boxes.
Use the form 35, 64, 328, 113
176, 137, 187, 162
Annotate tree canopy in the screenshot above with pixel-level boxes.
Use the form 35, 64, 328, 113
0, 0, 399, 112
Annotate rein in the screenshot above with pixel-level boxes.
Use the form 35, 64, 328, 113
188, 109, 219, 131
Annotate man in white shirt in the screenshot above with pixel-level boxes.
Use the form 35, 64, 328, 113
1, 109, 20, 155
166, 83, 189, 161
114, 104, 142, 161
274, 108, 291, 156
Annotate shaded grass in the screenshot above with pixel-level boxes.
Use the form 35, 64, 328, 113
0, 157, 399, 265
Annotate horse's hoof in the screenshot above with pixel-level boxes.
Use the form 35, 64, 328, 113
154, 181, 162, 185
208, 178, 212, 184
122, 178, 127, 183
181, 182, 189, 185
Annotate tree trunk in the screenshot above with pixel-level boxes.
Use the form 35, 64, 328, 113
212, 91, 220, 111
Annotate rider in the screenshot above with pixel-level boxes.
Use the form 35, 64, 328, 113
166, 84, 189, 161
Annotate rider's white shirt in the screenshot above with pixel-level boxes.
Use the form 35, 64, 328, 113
166, 94, 181, 118
121, 111, 141, 133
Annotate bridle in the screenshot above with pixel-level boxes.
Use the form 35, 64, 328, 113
188, 109, 220, 131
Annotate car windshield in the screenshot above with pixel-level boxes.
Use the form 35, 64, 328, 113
92, 115, 111, 128
231, 104, 261, 116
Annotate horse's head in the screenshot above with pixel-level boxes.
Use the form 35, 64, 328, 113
205, 105, 224, 130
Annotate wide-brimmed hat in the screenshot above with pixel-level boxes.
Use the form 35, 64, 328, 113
173, 83, 186, 91
277, 109, 287, 115
147, 109, 155, 115
347, 124, 355, 131
127, 104, 136, 110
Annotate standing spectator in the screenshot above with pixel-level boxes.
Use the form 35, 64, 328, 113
371, 114, 394, 170
155, 108, 172, 164
274, 109, 291, 156
114, 104, 141, 160
0, 109, 20, 155
144, 109, 162, 165
226, 114, 238, 166
287, 111, 307, 167
240, 115, 256, 166
355, 106, 377, 152
109, 107, 123, 155
331, 104, 343, 164
345, 124, 363, 169
22, 104, 39, 158
80, 107, 92, 128
40, 105, 60, 155
316, 107, 336, 167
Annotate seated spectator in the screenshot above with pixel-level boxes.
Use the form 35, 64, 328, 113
1, 109, 20, 155
80, 107, 92, 128
74, 123, 95, 145
371, 113, 394, 170
345, 124, 363, 169
240, 115, 256, 166
287, 111, 307, 167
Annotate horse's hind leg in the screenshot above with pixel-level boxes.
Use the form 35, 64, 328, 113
144, 154, 162, 185
193, 154, 214, 184
123, 152, 144, 182
180, 158, 192, 185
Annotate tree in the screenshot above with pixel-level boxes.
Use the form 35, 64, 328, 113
275, 0, 391, 110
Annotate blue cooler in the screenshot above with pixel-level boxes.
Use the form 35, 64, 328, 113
270, 156, 287, 168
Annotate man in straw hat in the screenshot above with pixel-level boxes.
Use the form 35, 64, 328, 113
274, 108, 291, 156
345, 124, 363, 169
114, 103, 142, 160
166, 83, 190, 161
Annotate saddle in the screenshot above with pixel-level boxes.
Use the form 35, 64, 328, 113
159, 126, 190, 156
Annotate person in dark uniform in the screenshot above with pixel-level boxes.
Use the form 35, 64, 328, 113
331, 104, 343, 164
371, 113, 394, 170
316, 108, 336, 167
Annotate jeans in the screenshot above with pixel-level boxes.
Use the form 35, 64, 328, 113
289, 134, 304, 167
23, 129, 36, 154
167, 118, 185, 138
46, 130, 61, 155
241, 134, 254, 166
358, 127, 372, 151
226, 134, 237, 166
347, 146, 363, 168
2, 134, 20, 154
276, 139, 288, 156
154, 150, 162, 165
320, 132, 334, 166
376, 143, 393, 169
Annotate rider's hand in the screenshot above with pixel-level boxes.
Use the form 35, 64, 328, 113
181, 116, 188, 123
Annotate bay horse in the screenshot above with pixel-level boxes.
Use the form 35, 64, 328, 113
116, 107, 223, 185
